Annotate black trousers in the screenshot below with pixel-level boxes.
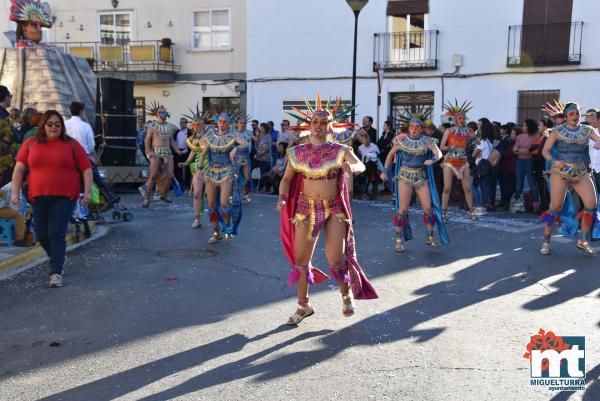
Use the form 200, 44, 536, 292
173, 150, 191, 188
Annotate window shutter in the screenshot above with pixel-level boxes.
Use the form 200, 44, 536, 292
386, 0, 429, 16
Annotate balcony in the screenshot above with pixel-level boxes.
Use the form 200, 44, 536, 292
49, 40, 181, 83
507, 22, 583, 67
373, 30, 439, 71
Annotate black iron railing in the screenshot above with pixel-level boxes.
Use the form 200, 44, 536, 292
49, 40, 181, 74
373, 30, 439, 71
507, 22, 583, 67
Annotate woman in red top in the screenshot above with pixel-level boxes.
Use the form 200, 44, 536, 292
11, 110, 92, 288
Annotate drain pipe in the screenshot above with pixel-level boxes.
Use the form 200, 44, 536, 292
440, 65, 464, 117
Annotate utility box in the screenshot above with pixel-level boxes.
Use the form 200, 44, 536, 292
452, 54, 463, 68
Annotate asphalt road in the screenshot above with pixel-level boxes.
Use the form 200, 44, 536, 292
0, 193, 598, 401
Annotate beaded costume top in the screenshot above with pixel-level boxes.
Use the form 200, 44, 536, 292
287, 142, 348, 180
149, 121, 177, 139
203, 131, 237, 152
393, 134, 437, 155
553, 124, 595, 165
393, 134, 436, 169
447, 126, 469, 148
553, 124, 594, 144
203, 131, 237, 168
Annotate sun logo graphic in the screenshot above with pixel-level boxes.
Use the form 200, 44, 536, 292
523, 329, 586, 391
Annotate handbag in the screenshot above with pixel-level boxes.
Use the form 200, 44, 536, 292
476, 159, 492, 178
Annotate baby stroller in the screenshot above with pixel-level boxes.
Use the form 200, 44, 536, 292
89, 181, 133, 223
354, 154, 382, 200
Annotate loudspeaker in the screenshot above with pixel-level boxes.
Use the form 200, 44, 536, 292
98, 114, 138, 166
103, 114, 137, 138
96, 78, 134, 114
100, 147, 136, 166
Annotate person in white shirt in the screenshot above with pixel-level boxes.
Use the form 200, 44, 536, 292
65, 102, 95, 159
584, 109, 600, 193
277, 120, 293, 144
357, 129, 385, 198
357, 130, 385, 171
471, 121, 495, 212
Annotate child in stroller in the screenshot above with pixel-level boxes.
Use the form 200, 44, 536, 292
354, 129, 384, 199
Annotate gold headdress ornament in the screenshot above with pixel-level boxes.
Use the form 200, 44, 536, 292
286, 92, 357, 134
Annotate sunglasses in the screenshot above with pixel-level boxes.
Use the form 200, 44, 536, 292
45, 122, 62, 128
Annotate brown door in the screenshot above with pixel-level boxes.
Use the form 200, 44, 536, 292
521, 0, 573, 65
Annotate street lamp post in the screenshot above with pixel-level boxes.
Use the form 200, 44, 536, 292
346, 0, 369, 124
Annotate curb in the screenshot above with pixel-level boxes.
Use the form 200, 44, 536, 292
0, 221, 99, 277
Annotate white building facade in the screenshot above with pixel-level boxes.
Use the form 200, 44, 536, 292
246, 0, 600, 133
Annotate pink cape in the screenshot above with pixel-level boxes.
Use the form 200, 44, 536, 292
280, 172, 378, 300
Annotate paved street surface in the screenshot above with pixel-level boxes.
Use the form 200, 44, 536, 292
1, 193, 598, 401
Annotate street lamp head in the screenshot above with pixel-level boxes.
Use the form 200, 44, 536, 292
346, 0, 369, 13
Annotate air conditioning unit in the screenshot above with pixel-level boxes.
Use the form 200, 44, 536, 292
452, 54, 463, 67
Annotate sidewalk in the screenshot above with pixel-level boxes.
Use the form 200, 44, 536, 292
0, 221, 105, 279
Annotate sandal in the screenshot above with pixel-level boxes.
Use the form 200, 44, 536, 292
341, 291, 355, 317
287, 303, 314, 325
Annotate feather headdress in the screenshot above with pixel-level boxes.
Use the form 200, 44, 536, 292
286, 92, 357, 134
9, 0, 52, 27
182, 102, 213, 130
443, 99, 473, 118
541, 99, 565, 119
146, 101, 164, 117
396, 105, 432, 127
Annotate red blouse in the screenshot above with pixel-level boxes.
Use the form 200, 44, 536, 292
17, 137, 91, 201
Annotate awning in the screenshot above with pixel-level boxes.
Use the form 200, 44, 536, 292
386, 0, 429, 16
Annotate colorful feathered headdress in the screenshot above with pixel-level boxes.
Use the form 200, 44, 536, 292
541, 99, 565, 119
231, 109, 251, 124
146, 101, 165, 117
443, 99, 473, 118
9, 0, 52, 28
396, 105, 432, 127
182, 102, 213, 130
286, 92, 357, 134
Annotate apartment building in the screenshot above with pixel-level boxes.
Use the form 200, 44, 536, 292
246, 0, 600, 131
10, 0, 247, 122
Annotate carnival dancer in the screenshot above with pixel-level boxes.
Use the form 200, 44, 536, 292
540, 102, 600, 255
197, 111, 248, 243
233, 112, 253, 202
139, 103, 179, 208
382, 110, 449, 252
179, 106, 211, 229
440, 99, 478, 221
9, 0, 52, 47
278, 94, 377, 325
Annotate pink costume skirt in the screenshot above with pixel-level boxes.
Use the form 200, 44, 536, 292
292, 193, 350, 241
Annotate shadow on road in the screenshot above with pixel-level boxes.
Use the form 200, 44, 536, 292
1, 196, 597, 399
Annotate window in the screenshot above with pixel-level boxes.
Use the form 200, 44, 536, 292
192, 9, 231, 50
134, 97, 146, 125
390, 14, 427, 49
202, 97, 240, 113
517, 90, 560, 123
98, 12, 132, 45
